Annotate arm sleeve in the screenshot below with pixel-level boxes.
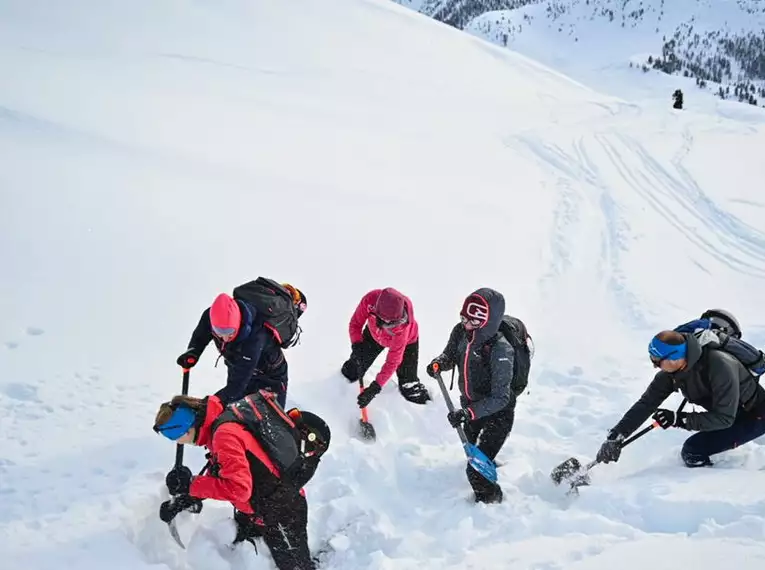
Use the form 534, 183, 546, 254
187, 309, 213, 355
466, 341, 515, 419
375, 337, 407, 387
189, 428, 252, 506
349, 292, 376, 345
684, 353, 739, 431
214, 330, 268, 403
611, 373, 674, 437
435, 325, 462, 371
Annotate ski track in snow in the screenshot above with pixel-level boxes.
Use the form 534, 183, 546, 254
3, 0, 765, 569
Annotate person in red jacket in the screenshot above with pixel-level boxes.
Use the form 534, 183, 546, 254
153, 393, 329, 570
342, 287, 431, 407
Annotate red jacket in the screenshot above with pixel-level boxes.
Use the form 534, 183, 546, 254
348, 289, 419, 387
188, 396, 279, 515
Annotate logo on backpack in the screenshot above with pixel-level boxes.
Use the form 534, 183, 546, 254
486, 315, 534, 397
674, 314, 765, 377
232, 277, 302, 349
212, 390, 331, 491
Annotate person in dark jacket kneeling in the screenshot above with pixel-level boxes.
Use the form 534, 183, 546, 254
596, 329, 765, 468
153, 393, 329, 570
426, 288, 520, 504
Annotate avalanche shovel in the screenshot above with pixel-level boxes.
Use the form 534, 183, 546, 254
433, 366, 497, 483
357, 377, 377, 441
550, 421, 659, 493
163, 493, 204, 549
552, 399, 687, 493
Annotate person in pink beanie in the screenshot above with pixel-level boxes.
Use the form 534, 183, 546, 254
342, 287, 431, 408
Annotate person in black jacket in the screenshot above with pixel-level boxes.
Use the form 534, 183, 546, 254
597, 329, 765, 468
426, 288, 518, 504
176, 287, 306, 407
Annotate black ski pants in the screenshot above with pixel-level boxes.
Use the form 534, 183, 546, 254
464, 404, 515, 500
243, 353, 289, 408
344, 326, 419, 383
682, 404, 765, 467
261, 492, 315, 570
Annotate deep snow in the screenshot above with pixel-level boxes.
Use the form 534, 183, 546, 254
2, 0, 765, 569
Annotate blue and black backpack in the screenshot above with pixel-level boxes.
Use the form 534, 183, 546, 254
674, 309, 765, 377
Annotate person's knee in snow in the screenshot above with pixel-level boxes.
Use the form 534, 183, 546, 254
680, 444, 714, 468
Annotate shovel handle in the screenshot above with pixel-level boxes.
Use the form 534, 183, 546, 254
359, 377, 370, 423
582, 421, 661, 472
621, 421, 660, 447
173, 368, 191, 469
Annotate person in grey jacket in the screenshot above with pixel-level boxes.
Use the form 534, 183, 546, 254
597, 329, 765, 468
426, 288, 518, 503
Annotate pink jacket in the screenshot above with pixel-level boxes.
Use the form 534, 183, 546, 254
349, 289, 419, 387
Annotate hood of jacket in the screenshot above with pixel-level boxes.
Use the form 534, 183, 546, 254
468, 287, 506, 346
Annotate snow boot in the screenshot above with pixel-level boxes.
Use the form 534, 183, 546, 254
474, 486, 503, 504
681, 449, 714, 468
399, 380, 431, 404
341, 359, 361, 383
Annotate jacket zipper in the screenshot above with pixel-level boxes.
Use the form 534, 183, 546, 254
463, 337, 473, 401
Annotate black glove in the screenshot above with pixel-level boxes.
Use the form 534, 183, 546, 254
165, 465, 192, 495
426, 358, 443, 378
447, 408, 469, 428
357, 380, 382, 408
653, 408, 689, 430
234, 510, 264, 543
159, 494, 203, 523
341, 358, 361, 383
177, 349, 200, 369
596, 432, 625, 464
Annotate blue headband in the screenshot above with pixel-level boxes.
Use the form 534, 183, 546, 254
156, 406, 196, 441
648, 336, 687, 361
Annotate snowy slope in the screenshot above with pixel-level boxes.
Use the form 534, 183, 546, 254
2, 0, 765, 569
401, 0, 765, 106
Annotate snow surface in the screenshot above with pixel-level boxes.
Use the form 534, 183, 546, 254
2, 0, 765, 569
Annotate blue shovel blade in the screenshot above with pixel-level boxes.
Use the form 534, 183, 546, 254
464, 442, 497, 482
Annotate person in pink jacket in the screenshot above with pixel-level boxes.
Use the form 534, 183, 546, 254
342, 287, 431, 408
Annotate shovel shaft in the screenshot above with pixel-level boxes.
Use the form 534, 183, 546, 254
621, 421, 658, 446
359, 377, 370, 423
433, 369, 468, 445
173, 368, 191, 469
585, 421, 660, 472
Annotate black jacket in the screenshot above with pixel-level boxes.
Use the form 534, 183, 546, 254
187, 301, 285, 403
435, 288, 516, 419
612, 332, 765, 436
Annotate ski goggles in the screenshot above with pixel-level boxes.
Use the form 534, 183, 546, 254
153, 406, 196, 441
648, 337, 687, 366
374, 314, 407, 329
212, 325, 237, 340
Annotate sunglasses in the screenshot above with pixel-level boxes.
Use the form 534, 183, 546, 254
212, 325, 237, 339
649, 349, 685, 368
460, 315, 483, 327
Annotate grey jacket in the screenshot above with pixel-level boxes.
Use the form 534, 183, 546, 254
435, 288, 516, 419
612, 333, 765, 436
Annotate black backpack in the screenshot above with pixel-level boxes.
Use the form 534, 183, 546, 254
485, 315, 534, 396
674, 317, 765, 377
232, 277, 301, 348
211, 390, 330, 490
